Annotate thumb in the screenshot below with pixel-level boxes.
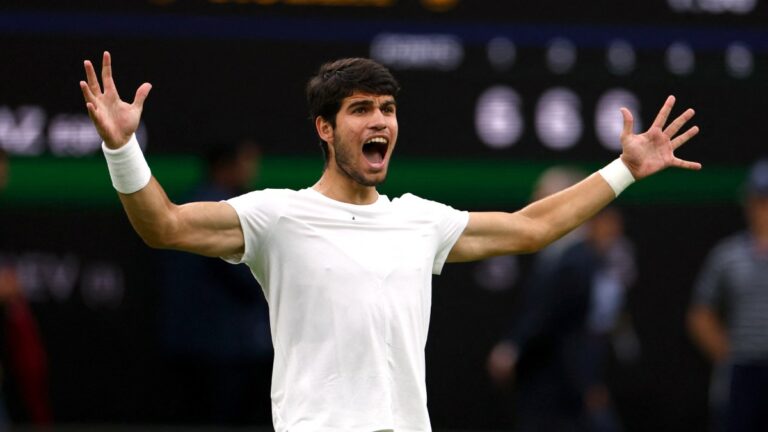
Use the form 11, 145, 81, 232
133, 82, 152, 110
620, 107, 633, 139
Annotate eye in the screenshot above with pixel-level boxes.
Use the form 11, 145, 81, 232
352, 106, 367, 114
382, 105, 396, 114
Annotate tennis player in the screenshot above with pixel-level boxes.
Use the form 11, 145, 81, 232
80, 52, 700, 432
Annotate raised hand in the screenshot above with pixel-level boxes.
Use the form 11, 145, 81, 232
619, 95, 701, 180
79, 51, 152, 149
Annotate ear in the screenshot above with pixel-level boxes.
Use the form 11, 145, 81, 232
315, 116, 334, 145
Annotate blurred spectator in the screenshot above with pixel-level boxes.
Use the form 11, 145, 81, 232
687, 158, 768, 432
0, 264, 12, 428
487, 167, 636, 432
156, 139, 273, 425
0, 148, 7, 191
0, 149, 53, 426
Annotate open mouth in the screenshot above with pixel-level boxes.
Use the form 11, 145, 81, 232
362, 137, 388, 165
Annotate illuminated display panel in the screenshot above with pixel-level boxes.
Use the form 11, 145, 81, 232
0, 1, 766, 165
0, 6, 758, 425
3, 0, 767, 24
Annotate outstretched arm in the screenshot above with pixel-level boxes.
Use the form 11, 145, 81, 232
80, 51, 244, 258
448, 95, 700, 262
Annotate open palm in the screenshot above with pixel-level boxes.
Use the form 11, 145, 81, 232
619, 95, 701, 180
79, 51, 152, 149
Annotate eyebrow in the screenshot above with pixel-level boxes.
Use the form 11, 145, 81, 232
346, 98, 397, 111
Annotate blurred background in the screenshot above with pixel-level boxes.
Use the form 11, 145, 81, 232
0, 0, 766, 430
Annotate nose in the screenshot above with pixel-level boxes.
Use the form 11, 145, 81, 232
369, 108, 387, 130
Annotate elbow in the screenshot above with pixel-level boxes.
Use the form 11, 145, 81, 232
140, 231, 172, 250
514, 240, 542, 255
137, 222, 182, 250
516, 224, 557, 254
507, 234, 545, 255
125, 205, 188, 250
141, 234, 169, 250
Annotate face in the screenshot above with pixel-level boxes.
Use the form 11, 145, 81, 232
231, 146, 260, 189
589, 208, 623, 253
318, 92, 398, 187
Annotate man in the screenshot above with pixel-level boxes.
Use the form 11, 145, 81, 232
80, 51, 700, 431
688, 159, 768, 432
487, 206, 634, 432
0, 149, 52, 426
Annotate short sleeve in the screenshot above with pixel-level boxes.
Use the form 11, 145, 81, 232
397, 194, 469, 275
222, 189, 287, 266
433, 207, 469, 275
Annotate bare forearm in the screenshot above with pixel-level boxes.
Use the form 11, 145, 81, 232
451, 95, 700, 262
119, 178, 245, 257
449, 172, 617, 261
81, 52, 244, 258
518, 173, 615, 249
118, 177, 180, 249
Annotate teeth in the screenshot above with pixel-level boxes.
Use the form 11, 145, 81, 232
365, 137, 388, 145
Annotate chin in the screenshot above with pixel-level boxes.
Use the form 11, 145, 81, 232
360, 177, 386, 187
357, 172, 388, 187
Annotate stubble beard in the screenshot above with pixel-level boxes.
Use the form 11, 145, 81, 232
333, 137, 386, 187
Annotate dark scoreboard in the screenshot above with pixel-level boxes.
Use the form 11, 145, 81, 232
0, 0, 766, 165
4, 0, 767, 24
0, 3, 760, 428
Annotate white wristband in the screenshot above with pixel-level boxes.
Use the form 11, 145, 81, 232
599, 158, 635, 197
102, 134, 152, 194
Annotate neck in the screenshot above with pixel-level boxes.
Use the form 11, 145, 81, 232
313, 168, 379, 205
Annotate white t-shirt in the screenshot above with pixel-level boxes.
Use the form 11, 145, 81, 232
225, 188, 469, 432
